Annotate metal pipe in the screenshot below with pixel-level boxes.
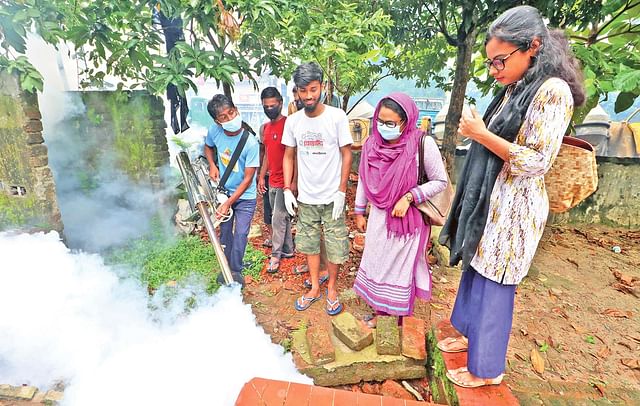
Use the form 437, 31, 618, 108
177, 152, 234, 285
197, 202, 234, 285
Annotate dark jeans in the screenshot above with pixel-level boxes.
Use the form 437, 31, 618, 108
219, 199, 257, 273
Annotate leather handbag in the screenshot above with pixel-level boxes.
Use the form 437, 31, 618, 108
545, 136, 598, 213
416, 133, 454, 226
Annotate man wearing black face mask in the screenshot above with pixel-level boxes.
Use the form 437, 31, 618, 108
258, 87, 295, 273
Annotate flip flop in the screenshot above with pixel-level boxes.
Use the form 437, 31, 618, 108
437, 336, 468, 353
293, 265, 309, 275
325, 296, 343, 316
266, 258, 280, 274
262, 239, 273, 248
304, 274, 329, 289
294, 293, 323, 311
446, 369, 503, 388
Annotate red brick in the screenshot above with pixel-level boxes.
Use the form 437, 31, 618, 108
234, 379, 264, 405
381, 396, 406, 406
306, 326, 336, 365
356, 392, 383, 406
283, 382, 312, 406
308, 385, 334, 405
435, 320, 520, 406
260, 380, 288, 406
380, 380, 414, 400
401, 317, 426, 360
353, 232, 365, 251
362, 382, 381, 395
332, 388, 358, 405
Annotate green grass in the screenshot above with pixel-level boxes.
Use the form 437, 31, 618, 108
108, 229, 266, 295
243, 244, 267, 281
141, 236, 220, 290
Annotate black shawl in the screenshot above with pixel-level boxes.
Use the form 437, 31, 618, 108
439, 77, 548, 272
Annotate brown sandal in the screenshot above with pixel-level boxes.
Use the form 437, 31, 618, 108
437, 336, 468, 353
446, 368, 503, 388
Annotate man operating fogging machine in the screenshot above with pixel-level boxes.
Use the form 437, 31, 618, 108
204, 94, 260, 287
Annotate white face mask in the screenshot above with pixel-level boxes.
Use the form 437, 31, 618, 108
221, 114, 243, 132
377, 122, 402, 140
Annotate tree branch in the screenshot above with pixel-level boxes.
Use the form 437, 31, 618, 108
595, 0, 640, 39
599, 27, 640, 42
423, 2, 456, 46
345, 72, 392, 115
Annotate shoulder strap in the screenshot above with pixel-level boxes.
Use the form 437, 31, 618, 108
219, 130, 250, 189
418, 132, 427, 184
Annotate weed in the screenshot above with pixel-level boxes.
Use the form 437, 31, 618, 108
539, 342, 550, 352
280, 338, 292, 353
242, 244, 266, 281
585, 335, 596, 344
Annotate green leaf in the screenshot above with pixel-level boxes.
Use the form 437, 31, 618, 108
614, 92, 637, 113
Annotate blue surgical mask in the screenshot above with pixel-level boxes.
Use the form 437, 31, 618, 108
377, 122, 402, 141
221, 114, 243, 132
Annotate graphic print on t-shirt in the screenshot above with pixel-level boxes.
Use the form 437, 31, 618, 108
299, 130, 326, 155
220, 147, 239, 172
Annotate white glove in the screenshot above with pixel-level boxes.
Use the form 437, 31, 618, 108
283, 188, 298, 216
331, 191, 346, 220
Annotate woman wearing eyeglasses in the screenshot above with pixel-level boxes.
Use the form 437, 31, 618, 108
438, 6, 585, 388
353, 93, 448, 326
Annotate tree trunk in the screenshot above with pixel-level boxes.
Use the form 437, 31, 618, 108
223, 82, 233, 101
441, 28, 478, 180
342, 94, 350, 113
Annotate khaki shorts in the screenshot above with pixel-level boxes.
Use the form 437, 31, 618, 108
296, 202, 349, 264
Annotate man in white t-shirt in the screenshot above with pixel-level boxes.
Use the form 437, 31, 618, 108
282, 62, 352, 316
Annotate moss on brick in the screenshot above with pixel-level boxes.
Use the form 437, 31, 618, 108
427, 329, 459, 406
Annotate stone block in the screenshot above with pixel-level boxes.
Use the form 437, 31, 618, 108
332, 312, 373, 351
0, 384, 38, 400
401, 317, 427, 361
380, 380, 414, 400
26, 131, 44, 145
28, 143, 48, 157
23, 105, 42, 120
44, 390, 64, 404
24, 119, 43, 133
376, 316, 401, 355
306, 326, 335, 365
291, 329, 426, 386
29, 154, 48, 168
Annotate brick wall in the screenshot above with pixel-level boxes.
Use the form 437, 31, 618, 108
0, 72, 63, 232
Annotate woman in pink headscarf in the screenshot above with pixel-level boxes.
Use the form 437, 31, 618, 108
353, 93, 448, 325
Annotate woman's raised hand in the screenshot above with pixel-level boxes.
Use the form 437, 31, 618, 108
458, 107, 488, 142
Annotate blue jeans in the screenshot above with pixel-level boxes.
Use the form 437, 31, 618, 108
219, 199, 256, 273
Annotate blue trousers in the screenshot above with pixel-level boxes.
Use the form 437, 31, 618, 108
450, 266, 516, 378
219, 199, 256, 273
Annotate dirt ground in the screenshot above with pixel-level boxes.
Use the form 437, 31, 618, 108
247, 181, 640, 401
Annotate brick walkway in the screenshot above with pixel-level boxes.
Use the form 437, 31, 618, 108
235, 377, 440, 405
433, 320, 520, 406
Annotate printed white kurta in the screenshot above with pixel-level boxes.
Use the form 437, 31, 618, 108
471, 78, 574, 285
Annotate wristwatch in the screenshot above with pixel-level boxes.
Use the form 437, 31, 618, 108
404, 192, 413, 203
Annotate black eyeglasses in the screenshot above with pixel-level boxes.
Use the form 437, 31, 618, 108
376, 118, 404, 129
484, 48, 520, 71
